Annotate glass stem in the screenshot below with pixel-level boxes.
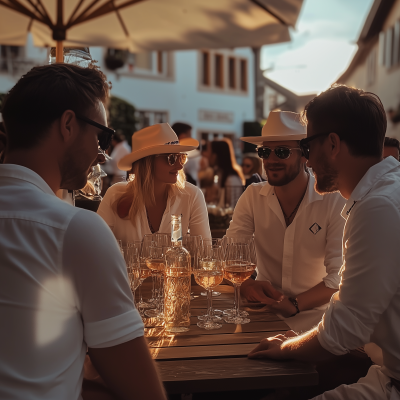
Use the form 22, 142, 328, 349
138, 282, 143, 304
234, 284, 241, 317
151, 274, 156, 300
157, 274, 163, 315
207, 288, 213, 321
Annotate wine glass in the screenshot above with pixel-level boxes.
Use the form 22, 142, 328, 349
183, 234, 202, 300
142, 234, 157, 305
222, 236, 255, 317
123, 243, 141, 308
144, 245, 167, 318
200, 238, 222, 297
194, 243, 224, 330
223, 242, 256, 324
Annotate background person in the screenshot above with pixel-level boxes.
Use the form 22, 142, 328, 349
242, 152, 264, 189
97, 123, 211, 243
383, 136, 400, 160
206, 138, 245, 207
249, 86, 399, 400
0, 63, 166, 400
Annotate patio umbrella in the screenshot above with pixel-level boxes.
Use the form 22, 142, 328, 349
0, 0, 303, 61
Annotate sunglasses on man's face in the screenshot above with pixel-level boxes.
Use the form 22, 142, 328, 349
156, 153, 188, 166
257, 146, 302, 160
299, 132, 332, 160
76, 114, 115, 151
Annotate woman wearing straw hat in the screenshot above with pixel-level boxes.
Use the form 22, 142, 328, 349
97, 123, 211, 243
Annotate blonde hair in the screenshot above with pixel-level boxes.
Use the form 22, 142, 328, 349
112, 155, 186, 224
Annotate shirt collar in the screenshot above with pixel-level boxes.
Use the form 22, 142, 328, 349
341, 157, 399, 219
0, 164, 56, 196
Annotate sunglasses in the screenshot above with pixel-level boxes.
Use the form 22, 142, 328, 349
257, 146, 302, 160
299, 132, 332, 160
156, 153, 188, 166
76, 114, 115, 151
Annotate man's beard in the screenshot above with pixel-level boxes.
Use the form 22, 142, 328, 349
313, 154, 339, 194
265, 161, 302, 187
60, 148, 93, 191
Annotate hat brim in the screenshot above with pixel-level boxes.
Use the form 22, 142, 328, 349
118, 144, 198, 171
240, 134, 306, 145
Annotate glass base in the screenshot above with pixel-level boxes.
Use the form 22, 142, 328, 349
224, 315, 250, 324
165, 326, 190, 333
145, 309, 162, 318
137, 301, 155, 309
197, 320, 222, 330
200, 291, 221, 297
223, 308, 249, 317
197, 314, 223, 322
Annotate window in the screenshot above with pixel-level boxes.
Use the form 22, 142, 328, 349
379, 21, 400, 69
135, 52, 153, 70
385, 27, 394, 68
202, 51, 210, 85
157, 51, 163, 74
240, 59, 247, 91
135, 110, 169, 130
367, 49, 376, 86
228, 57, 236, 89
215, 54, 224, 88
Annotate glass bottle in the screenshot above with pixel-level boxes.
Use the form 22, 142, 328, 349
164, 215, 191, 332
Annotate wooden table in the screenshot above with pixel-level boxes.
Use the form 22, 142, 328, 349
142, 282, 318, 395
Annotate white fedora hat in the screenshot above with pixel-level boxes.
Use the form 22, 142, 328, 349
240, 111, 306, 145
118, 123, 199, 171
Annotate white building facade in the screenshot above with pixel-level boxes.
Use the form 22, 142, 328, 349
0, 39, 255, 150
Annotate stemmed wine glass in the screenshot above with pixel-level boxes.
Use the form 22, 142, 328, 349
200, 239, 222, 297
144, 244, 168, 318
122, 243, 141, 308
183, 234, 202, 300
223, 242, 256, 324
194, 243, 224, 330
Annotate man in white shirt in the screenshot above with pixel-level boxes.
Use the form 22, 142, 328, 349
249, 86, 400, 400
0, 64, 165, 400
228, 111, 346, 333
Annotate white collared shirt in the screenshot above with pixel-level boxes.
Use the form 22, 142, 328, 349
0, 164, 144, 400
317, 156, 400, 381
226, 173, 346, 332
97, 181, 211, 242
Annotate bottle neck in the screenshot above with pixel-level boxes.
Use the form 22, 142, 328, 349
171, 216, 182, 246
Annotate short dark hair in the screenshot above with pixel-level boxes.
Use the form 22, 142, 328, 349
1, 63, 111, 151
172, 122, 192, 138
303, 84, 386, 158
384, 136, 400, 150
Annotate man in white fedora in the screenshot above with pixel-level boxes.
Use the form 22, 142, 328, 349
227, 111, 346, 333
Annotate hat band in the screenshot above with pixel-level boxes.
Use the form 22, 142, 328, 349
164, 140, 179, 145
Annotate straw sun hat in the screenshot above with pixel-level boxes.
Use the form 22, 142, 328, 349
118, 123, 199, 171
240, 111, 306, 145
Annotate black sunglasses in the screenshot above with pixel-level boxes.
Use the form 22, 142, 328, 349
257, 146, 302, 160
76, 114, 115, 151
156, 153, 188, 166
299, 132, 332, 160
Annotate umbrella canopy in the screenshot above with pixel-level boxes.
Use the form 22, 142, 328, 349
0, 0, 303, 52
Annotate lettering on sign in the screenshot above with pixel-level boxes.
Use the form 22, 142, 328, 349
198, 110, 234, 124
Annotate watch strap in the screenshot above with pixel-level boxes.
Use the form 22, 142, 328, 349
288, 297, 300, 316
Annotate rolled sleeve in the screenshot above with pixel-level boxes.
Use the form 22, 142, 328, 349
317, 196, 400, 354
85, 309, 144, 348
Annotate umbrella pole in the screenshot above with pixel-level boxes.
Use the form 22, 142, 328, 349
56, 41, 63, 63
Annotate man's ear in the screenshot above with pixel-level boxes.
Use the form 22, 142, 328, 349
328, 132, 341, 160
59, 110, 76, 144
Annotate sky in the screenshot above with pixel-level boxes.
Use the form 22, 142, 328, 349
261, 0, 374, 95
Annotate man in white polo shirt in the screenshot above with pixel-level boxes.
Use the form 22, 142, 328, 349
249, 86, 400, 400
0, 64, 165, 400
227, 111, 346, 334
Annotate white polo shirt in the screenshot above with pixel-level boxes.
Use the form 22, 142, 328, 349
317, 156, 400, 382
0, 164, 144, 400
226, 173, 346, 332
97, 181, 211, 242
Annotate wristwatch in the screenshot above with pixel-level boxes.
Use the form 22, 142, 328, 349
288, 297, 300, 317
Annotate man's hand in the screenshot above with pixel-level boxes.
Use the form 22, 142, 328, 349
248, 334, 290, 360
241, 278, 284, 304
267, 296, 297, 318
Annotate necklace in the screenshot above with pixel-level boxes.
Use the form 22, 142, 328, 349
279, 176, 309, 227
